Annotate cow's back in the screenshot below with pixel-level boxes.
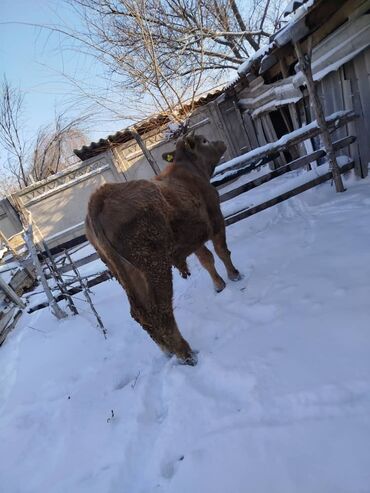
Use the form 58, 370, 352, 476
86, 180, 173, 270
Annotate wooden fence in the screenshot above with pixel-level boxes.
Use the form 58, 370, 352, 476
24, 109, 358, 314
214, 110, 357, 226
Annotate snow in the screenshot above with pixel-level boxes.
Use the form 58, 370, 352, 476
221, 158, 351, 218
283, 0, 316, 17
213, 110, 351, 181
1, 170, 370, 492
295, 47, 369, 86
293, 13, 370, 86
0, 261, 20, 285
237, 44, 272, 76
238, 78, 303, 117
237, 0, 317, 78
250, 96, 302, 118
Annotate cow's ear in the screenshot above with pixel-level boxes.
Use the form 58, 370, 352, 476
185, 130, 196, 151
162, 151, 175, 162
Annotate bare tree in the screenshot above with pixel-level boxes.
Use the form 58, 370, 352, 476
0, 78, 89, 191
0, 174, 18, 198
65, 0, 286, 120
30, 113, 89, 182
0, 77, 29, 187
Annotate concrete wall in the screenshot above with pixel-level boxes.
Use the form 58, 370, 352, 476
113, 102, 238, 180
0, 199, 22, 240
2, 97, 249, 251
13, 153, 123, 249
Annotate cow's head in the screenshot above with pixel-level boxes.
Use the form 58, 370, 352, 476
172, 131, 226, 178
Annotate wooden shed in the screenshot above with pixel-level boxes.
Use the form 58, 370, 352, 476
223, 0, 370, 178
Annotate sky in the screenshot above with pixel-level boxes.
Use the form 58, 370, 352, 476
0, 0, 285, 154
0, 0, 127, 144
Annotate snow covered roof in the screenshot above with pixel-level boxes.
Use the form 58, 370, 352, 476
283, 0, 316, 17
237, 0, 319, 78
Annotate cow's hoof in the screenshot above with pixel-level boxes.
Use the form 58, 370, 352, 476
181, 351, 198, 366
228, 270, 242, 281
214, 278, 226, 293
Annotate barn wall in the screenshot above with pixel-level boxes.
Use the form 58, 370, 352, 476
233, 8, 370, 177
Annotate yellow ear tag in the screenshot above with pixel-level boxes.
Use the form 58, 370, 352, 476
166, 153, 174, 162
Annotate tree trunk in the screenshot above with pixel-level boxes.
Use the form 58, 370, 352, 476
229, 0, 260, 51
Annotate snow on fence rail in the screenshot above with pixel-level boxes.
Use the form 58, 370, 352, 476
218, 116, 357, 226
212, 110, 356, 187
224, 159, 354, 225
219, 135, 356, 204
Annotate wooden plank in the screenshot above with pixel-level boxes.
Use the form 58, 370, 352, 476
320, 71, 346, 141
0, 308, 22, 346
225, 161, 354, 226
27, 270, 113, 314
212, 100, 240, 157
129, 126, 161, 176
220, 150, 325, 203
213, 110, 356, 179
353, 51, 370, 177
40, 234, 87, 257
213, 153, 280, 188
219, 135, 356, 203
0, 274, 26, 308
254, 117, 269, 147
242, 112, 260, 149
261, 114, 285, 168
45, 252, 99, 278
344, 60, 369, 177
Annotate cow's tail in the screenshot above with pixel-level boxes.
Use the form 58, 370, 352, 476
85, 197, 150, 304
85, 198, 134, 269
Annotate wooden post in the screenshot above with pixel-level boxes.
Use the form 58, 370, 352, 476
0, 274, 26, 309
42, 241, 79, 316
0, 230, 18, 258
107, 140, 128, 181
294, 41, 345, 192
64, 250, 107, 338
129, 126, 161, 176
23, 224, 67, 320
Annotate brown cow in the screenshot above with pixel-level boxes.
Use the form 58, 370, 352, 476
85, 132, 240, 365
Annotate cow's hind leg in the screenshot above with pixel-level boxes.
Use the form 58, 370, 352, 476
195, 245, 226, 292
128, 266, 196, 365
212, 229, 241, 281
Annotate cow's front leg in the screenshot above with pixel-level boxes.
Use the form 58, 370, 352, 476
212, 229, 241, 281
174, 259, 191, 279
195, 245, 226, 292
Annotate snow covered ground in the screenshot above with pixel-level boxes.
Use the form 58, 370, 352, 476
1, 171, 370, 493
